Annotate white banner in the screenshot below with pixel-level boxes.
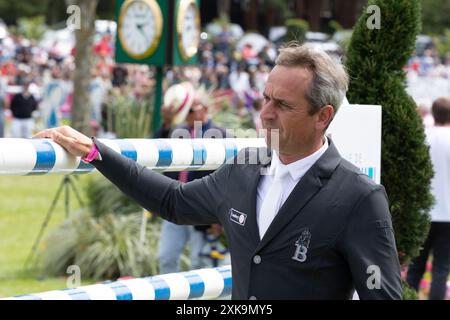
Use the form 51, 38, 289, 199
327, 104, 382, 184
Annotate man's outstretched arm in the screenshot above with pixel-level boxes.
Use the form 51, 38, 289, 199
34, 126, 227, 226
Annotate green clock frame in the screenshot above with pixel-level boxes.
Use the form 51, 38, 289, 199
173, 0, 200, 66
114, 0, 201, 132
115, 0, 169, 65
115, 0, 200, 66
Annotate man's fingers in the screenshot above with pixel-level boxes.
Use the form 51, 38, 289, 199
60, 125, 91, 144
33, 126, 67, 139
52, 131, 72, 146
53, 132, 90, 156
59, 125, 76, 137
33, 129, 52, 139
32, 127, 90, 157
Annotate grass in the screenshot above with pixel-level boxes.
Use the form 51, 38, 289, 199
0, 174, 95, 298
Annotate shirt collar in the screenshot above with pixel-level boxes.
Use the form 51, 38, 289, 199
269, 136, 329, 181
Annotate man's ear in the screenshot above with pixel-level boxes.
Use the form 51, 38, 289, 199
316, 105, 334, 131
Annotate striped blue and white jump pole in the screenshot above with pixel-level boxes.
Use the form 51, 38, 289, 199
3, 266, 232, 300
0, 138, 266, 175
0, 138, 243, 300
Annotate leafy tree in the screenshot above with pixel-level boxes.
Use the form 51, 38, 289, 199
345, 0, 434, 292
434, 29, 450, 59
9, 15, 48, 41
0, 0, 49, 25
421, 0, 450, 35
263, 0, 294, 21
285, 18, 310, 43
0, 0, 115, 26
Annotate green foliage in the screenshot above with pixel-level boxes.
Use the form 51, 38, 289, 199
96, 0, 116, 20
421, 0, 450, 35
402, 279, 418, 300
9, 15, 47, 41
104, 90, 154, 138
213, 12, 231, 27
285, 18, 309, 44
329, 20, 344, 33
39, 173, 192, 280
0, 0, 49, 25
434, 29, 450, 59
41, 210, 161, 280
85, 175, 143, 218
345, 0, 434, 266
263, 0, 293, 21
0, 0, 115, 26
39, 174, 165, 280
332, 30, 353, 55
212, 102, 255, 137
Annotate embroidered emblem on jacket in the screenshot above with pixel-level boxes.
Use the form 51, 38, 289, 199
229, 208, 247, 226
292, 229, 311, 262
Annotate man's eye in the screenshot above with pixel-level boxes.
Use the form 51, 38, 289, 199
279, 101, 292, 109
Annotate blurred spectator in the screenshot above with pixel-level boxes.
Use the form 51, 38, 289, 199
199, 66, 217, 89
229, 63, 250, 103
253, 64, 270, 94
214, 51, 230, 89
112, 64, 128, 87
217, 25, 232, 54
0, 73, 7, 137
0, 59, 17, 81
251, 96, 263, 133
416, 100, 434, 128
10, 81, 37, 138
200, 42, 215, 69
96, 55, 113, 77
258, 43, 276, 67
94, 34, 113, 57
419, 49, 438, 76
406, 97, 450, 300
89, 69, 110, 132
0, 48, 7, 65
155, 89, 225, 273
49, 40, 64, 63
241, 43, 257, 61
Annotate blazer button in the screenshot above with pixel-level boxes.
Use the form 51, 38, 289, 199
249, 296, 257, 300
253, 255, 261, 264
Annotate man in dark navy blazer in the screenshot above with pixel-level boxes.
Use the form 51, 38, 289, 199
35, 44, 403, 299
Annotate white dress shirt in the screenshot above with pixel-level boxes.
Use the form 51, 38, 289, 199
256, 137, 329, 236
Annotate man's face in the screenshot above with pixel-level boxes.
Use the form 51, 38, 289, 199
186, 103, 207, 127
23, 83, 31, 95
261, 65, 329, 159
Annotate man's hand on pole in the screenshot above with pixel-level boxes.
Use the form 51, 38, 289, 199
33, 126, 94, 158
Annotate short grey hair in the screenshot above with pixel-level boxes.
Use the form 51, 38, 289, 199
275, 43, 349, 115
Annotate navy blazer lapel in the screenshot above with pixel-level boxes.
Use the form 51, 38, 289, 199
245, 147, 272, 243
256, 138, 342, 251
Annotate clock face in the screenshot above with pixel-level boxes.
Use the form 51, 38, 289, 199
177, 0, 200, 61
118, 0, 163, 59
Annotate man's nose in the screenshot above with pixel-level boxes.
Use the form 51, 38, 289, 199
260, 100, 276, 121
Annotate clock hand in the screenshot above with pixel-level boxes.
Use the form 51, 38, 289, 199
136, 22, 148, 29
135, 23, 147, 39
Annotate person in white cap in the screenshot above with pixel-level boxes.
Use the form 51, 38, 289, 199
155, 83, 226, 274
